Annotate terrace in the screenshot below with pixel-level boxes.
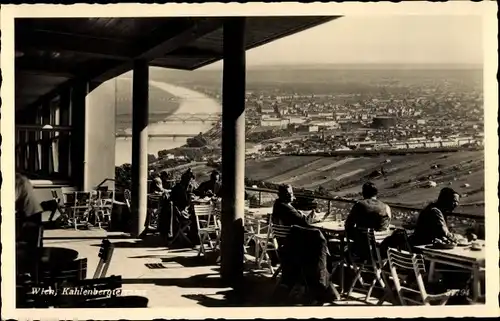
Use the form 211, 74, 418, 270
23, 181, 485, 308
11, 15, 485, 309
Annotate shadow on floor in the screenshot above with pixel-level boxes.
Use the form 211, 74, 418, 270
180, 274, 322, 307
128, 249, 194, 260
90, 235, 168, 248
44, 234, 130, 241
160, 253, 219, 268
121, 273, 228, 289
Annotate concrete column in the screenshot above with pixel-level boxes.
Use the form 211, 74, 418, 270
220, 17, 246, 287
131, 60, 149, 237
71, 80, 87, 190
59, 89, 71, 178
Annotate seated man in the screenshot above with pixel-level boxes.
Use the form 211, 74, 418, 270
345, 182, 391, 235
15, 173, 44, 277
411, 187, 460, 246
16, 173, 43, 241
272, 184, 311, 227
345, 182, 391, 260
195, 170, 222, 198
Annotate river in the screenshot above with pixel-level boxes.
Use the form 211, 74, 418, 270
115, 81, 221, 165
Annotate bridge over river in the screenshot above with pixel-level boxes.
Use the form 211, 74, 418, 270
151, 112, 221, 123
116, 133, 198, 140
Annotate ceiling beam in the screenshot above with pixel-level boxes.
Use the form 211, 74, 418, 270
16, 29, 134, 61
16, 55, 105, 79
16, 60, 76, 78
90, 18, 224, 83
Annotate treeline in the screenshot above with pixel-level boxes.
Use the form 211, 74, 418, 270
246, 129, 292, 143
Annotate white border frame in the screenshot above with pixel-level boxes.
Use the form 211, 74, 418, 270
1, 2, 498, 319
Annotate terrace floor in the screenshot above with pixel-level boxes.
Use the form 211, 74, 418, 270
42, 227, 389, 308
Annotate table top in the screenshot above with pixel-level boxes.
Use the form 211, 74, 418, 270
246, 207, 273, 217
191, 197, 213, 204
310, 220, 345, 232
415, 240, 485, 265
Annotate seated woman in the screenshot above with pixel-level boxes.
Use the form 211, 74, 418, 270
151, 172, 170, 197
166, 169, 200, 245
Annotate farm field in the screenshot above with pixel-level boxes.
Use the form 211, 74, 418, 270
244, 151, 485, 216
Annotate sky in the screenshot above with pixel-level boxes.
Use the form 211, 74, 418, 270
203, 15, 483, 69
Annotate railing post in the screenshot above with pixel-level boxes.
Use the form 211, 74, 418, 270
327, 200, 331, 217
258, 191, 262, 207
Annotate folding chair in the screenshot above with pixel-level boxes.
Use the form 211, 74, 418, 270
169, 206, 193, 247
88, 191, 101, 226
387, 248, 459, 305
345, 228, 394, 305
193, 204, 220, 257
145, 194, 163, 231
64, 192, 92, 230
46, 190, 66, 222
93, 239, 115, 279
97, 190, 114, 227
258, 220, 291, 276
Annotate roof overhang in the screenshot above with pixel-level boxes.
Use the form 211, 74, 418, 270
15, 16, 341, 113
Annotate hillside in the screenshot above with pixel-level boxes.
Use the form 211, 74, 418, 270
245, 151, 484, 215
106, 77, 179, 132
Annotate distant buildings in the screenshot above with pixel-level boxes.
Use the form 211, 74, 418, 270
260, 117, 288, 128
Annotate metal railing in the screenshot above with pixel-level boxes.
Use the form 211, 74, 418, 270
244, 186, 484, 234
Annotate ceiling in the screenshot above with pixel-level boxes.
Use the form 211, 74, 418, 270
15, 16, 340, 113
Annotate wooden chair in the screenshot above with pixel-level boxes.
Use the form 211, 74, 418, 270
46, 189, 64, 222
193, 204, 220, 257
169, 206, 193, 247
64, 191, 92, 230
345, 228, 394, 305
145, 194, 163, 231
93, 239, 115, 279
387, 248, 459, 305
258, 220, 291, 275
95, 190, 114, 228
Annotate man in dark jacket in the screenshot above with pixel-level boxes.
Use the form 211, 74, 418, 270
345, 182, 391, 260
345, 182, 391, 235
272, 184, 311, 227
411, 187, 460, 246
195, 170, 222, 198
